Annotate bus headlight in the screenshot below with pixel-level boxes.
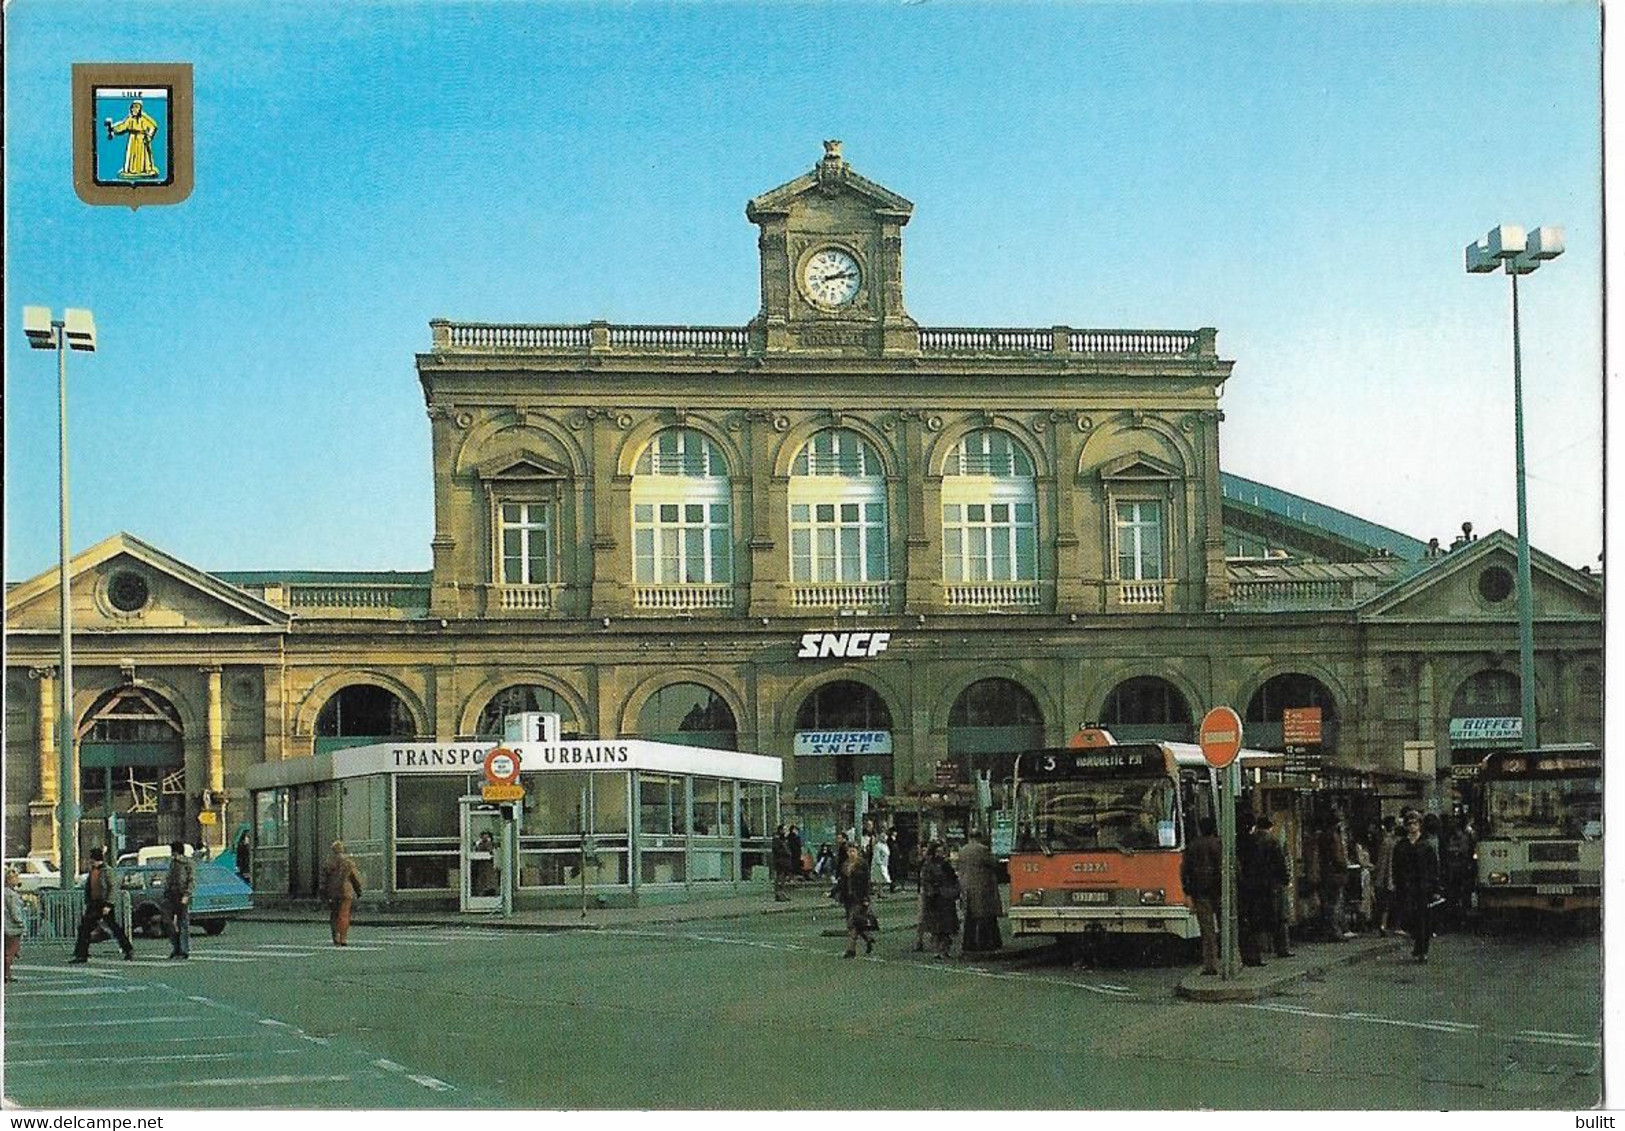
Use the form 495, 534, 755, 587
1020, 889, 1045, 905
1139, 888, 1165, 905
1487, 872, 1510, 885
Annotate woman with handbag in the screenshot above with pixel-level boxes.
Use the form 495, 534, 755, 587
836, 844, 876, 958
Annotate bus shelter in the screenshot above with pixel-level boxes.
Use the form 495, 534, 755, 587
243, 737, 781, 911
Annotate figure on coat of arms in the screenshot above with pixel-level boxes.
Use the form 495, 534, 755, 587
105, 100, 159, 179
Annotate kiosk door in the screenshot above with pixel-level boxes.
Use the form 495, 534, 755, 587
459, 798, 511, 913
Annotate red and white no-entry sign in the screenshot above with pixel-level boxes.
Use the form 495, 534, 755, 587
483, 746, 522, 786
1198, 706, 1244, 769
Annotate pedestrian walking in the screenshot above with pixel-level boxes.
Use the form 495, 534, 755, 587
885, 829, 904, 892
869, 831, 892, 895
4, 868, 26, 982
786, 825, 805, 879
234, 830, 253, 882
828, 832, 850, 899
321, 839, 364, 946
836, 844, 876, 958
1392, 809, 1441, 963
1372, 817, 1397, 935
770, 824, 793, 902
1352, 838, 1374, 931
1180, 817, 1223, 974
957, 833, 1003, 954
1316, 813, 1351, 940
163, 841, 197, 959
69, 847, 134, 964
918, 842, 960, 959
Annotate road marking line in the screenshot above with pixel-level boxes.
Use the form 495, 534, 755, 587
374, 1058, 407, 1072
184, 955, 257, 964
3, 1033, 243, 1050
124, 1074, 353, 1090
22, 1016, 203, 1029
5, 984, 155, 998
1519, 1029, 1592, 1040
408, 1074, 456, 1092
1241, 1003, 1477, 1034
1517, 1035, 1600, 1048
6, 1052, 242, 1069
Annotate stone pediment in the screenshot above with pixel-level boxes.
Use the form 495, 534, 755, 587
1356, 531, 1601, 623
1099, 452, 1183, 482
746, 141, 914, 221
474, 453, 571, 481
4, 532, 290, 633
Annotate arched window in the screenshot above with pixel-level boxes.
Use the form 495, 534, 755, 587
632, 429, 732, 585
1449, 669, 1520, 718
636, 682, 738, 749
789, 429, 888, 583
1099, 676, 1193, 742
472, 685, 580, 739
315, 685, 417, 754
942, 430, 1037, 582
947, 678, 1044, 774
794, 681, 894, 787
1245, 673, 1338, 753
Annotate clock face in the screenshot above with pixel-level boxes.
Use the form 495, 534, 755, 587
802, 247, 862, 309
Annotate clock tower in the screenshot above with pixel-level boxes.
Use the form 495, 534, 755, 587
747, 141, 918, 355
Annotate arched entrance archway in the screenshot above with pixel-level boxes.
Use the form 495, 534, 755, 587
947, 677, 1044, 781
1098, 676, 1193, 743
1245, 673, 1339, 754
635, 682, 738, 749
314, 685, 416, 755
79, 685, 185, 853
472, 685, 581, 740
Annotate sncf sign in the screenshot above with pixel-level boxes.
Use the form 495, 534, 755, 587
796, 631, 892, 659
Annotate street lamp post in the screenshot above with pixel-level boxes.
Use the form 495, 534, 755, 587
23, 306, 98, 883
1465, 225, 1563, 750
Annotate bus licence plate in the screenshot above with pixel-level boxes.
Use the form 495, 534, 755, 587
1536, 884, 1574, 895
1071, 890, 1110, 904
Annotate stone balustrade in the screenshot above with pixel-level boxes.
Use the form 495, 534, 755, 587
633, 584, 736, 611
285, 584, 430, 612
790, 582, 897, 610
942, 581, 1045, 608
431, 319, 1215, 358
1117, 581, 1167, 607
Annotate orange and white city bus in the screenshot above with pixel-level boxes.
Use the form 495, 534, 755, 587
1007, 737, 1273, 940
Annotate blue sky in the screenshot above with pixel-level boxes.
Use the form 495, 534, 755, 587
3, 1, 1603, 577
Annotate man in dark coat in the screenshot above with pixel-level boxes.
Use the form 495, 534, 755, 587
770, 824, 792, 901
1316, 813, 1351, 940
1180, 817, 1223, 974
786, 825, 805, 879
1238, 815, 1290, 966
918, 842, 960, 959
70, 847, 134, 963
1391, 809, 1441, 962
163, 841, 197, 959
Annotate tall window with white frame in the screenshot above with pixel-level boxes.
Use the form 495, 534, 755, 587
942, 429, 1037, 586
789, 429, 889, 590
1115, 499, 1164, 581
499, 501, 552, 586
632, 428, 733, 593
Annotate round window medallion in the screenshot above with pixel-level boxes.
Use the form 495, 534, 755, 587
108, 571, 151, 613
1478, 565, 1514, 604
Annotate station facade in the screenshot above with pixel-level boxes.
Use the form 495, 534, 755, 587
3, 143, 1603, 899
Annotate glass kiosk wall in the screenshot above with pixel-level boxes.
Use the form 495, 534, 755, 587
243, 733, 781, 910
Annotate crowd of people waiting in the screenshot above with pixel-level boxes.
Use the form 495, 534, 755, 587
769, 821, 1004, 961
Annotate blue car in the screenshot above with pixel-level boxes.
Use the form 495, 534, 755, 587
121, 857, 254, 937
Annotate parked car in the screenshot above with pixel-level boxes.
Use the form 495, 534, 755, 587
120, 854, 253, 937
4, 856, 62, 894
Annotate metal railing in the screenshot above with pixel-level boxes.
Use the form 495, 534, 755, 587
286, 584, 430, 611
